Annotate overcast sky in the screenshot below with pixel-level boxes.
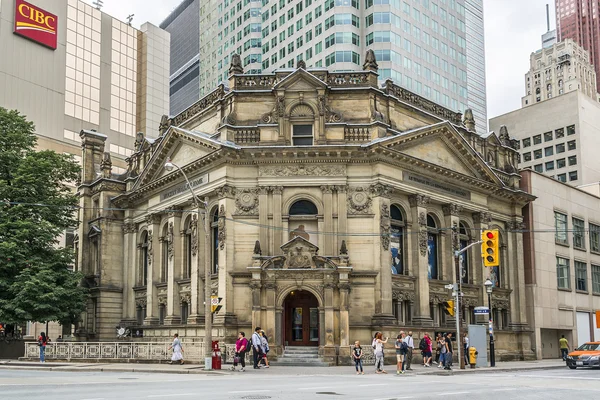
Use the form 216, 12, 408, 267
86, 0, 557, 121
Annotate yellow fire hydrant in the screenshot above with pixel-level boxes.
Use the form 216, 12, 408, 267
468, 346, 478, 368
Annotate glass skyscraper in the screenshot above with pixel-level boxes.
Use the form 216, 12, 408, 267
164, 0, 487, 133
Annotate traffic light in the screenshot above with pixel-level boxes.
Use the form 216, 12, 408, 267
481, 230, 500, 267
211, 296, 222, 313
442, 300, 455, 317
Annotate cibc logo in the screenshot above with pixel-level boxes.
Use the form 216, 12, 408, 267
13, 0, 58, 50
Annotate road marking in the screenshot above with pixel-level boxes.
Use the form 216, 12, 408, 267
439, 392, 470, 396
299, 386, 334, 390
492, 388, 518, 392
228, 390, 270, 394
81, 398, 105, 400
519, 374, 600, 381
147, 395, 195, 398
358, 383, 388, 387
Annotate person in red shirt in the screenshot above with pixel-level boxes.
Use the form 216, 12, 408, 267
422, 333, 433, 367
38, 332, 47, 363
231, 332, 248, 372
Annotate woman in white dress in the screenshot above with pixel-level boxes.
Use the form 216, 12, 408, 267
168, 333, 184, 365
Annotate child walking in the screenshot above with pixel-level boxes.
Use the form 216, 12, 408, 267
352, 341, 364, 374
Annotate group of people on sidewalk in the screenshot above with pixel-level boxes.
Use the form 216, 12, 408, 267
231, 327, 270, 372
352, 331, 460, 375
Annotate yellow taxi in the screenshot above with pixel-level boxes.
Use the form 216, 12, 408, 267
566, 342, 600, 369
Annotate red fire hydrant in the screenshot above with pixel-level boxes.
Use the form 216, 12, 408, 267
212, 340, 222, 370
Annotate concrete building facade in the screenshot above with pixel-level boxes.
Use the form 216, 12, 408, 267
75, 56, 533, 363
0, 0, 170, 176
162, 0, 487, 134
521, 170, 600, 359
490, 90, 600, 187
521, 39, 597, 108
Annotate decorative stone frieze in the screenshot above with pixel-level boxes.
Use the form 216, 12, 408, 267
380, 203, 391, 251
258, 165, 346, 177
218, 205, 226, 250
235, 188, 259, 215
347, 187, 372, 214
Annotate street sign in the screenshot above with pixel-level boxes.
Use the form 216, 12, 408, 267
444, 284, 455, 290
474, 306, 489, 315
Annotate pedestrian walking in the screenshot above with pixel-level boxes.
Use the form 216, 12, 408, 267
374, 332, 388, 374
252, 327, 263, 369
395, 332, 407, 374
437, 335, 446, 368
444, 333, 453, 370
463, 333, 469, 365
167, 333, 184, 365
434, 333, 442, 365
259, 330, 270, 368
352, 341, 364, 374
38, 332, 47, 363
404, 331, 414, 370
231, 331, 248, 371
559, 335, 570, 361
422, 333, 433, 367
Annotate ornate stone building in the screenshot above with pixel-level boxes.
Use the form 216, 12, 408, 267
75, 53, 535, 363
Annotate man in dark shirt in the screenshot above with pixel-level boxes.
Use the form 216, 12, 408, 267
445, 333, 453, 370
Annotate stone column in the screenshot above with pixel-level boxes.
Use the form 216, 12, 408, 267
507, 221, 528, 329
409, 194, 433, 326
187, 213, 203, 324
370, 184, 395, 322
264, 281, 277, 345
272, 186, 283, 254
122, 221, 137, 323
472, 212, 491, 286
443, 204, 462, 281
165, 211, 181, 325
259, 187, 269, 254
144, 214, 160, 325
321, 185, 334, 255
335, 185, 348, 256
214, 188, 237, 322
322, 279, 336, 364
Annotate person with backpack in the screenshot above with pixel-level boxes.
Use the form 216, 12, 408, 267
38, 332, 47, 363
395, 332, 407, 375
421, 333, 433, 367
444, 332, 453, 370
231, 332, 248, 371
251, 327, 263, 369
404, 331, 414, 370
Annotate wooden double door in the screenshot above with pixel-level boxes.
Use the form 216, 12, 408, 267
284, 291, 319, 346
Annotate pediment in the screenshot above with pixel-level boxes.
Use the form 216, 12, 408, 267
274, 69, 327, 92
375, 123, 503, 186
281, 235, 319, 253
132, 127, 223, 191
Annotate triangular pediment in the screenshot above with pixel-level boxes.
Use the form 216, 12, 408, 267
274, 69, 327, 92
281, 235, 319, 253
132, 127, 225, 191
373, 122, 504, 186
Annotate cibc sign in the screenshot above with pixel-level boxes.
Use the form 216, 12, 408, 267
13, 0, 58, 50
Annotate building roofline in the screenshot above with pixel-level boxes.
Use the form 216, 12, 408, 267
520, 168, 600, 200
160, 0, 195, 29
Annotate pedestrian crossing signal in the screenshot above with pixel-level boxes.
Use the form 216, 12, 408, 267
442, 300, 455, 317
481, 230, 500, 267
211, 296, 222, 313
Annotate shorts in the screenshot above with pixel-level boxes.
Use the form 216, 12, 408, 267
423, 351, 432, 358
396, 354, 404, 362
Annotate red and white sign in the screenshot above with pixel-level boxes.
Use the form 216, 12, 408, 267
13, 0, 58, 50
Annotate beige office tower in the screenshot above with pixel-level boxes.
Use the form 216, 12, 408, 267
0, 0, 169, 339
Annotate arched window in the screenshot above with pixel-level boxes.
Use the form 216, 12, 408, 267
183, 217, 193, 279
535, 87, 541, 95
140, 231, 149, 286
558, 79, 563, 87
427, 215, 439, 280
459, 222, 470, 284
390, 205, 406, 275
288, 199, 318, 246
211, 210, 219, 275
547, 83, 552, 91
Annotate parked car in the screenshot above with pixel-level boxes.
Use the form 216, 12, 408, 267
566, 342, 600, 369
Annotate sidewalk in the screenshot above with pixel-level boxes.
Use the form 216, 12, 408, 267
0, 358, 565, 375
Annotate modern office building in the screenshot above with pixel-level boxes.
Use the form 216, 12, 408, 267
0, 0, 170, 176
521, 39, 597, 108
490, 90, 600, 187
162, 0, 487, 134
521, 169, 600, 359
556, 0, 600, 93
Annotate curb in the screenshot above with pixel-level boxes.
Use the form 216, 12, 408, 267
0, 365, 228, 375
413, 364, 565, 376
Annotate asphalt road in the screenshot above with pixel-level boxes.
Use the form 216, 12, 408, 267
1, 367, 598, 400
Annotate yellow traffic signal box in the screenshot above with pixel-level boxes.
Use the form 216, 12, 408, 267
442, 300, 455, 317
481, 230, 499, 267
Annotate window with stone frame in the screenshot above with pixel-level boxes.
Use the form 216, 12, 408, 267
533, 134, 542, 144
556, 143, 565, 153
181, 302, 189, 324
556, 158, 566, 169
392, 298, 411, 325
534, 149, 542, 159
544, 131, 553, 142
573, 218, 585, 249
554, 211, 568, 245
159, 304, 166, 325
575, 261, 587, 292
556, 127, 565, 138
592, 265, 600, 294
556, 257, 570, 289
590, 223, 600, 253
211, 209, 219, 275
522, 138, 531, 147
427, 214, 440, 280
390, 204, 406, 275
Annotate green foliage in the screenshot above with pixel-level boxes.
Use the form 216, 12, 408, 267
0, 107, 87, 325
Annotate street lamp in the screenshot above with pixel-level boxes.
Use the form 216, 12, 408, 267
164, 157, 213, 370
484, 278, 495, 367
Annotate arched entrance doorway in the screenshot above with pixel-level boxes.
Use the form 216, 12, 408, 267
283, 290, 319, 346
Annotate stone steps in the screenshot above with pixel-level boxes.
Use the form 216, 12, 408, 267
270, 346, 331, 367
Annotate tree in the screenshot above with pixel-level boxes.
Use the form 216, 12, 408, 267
0, 107, 87, 326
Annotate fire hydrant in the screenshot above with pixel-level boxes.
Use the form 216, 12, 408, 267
468, 346, 478, 368
212, 341, 222, 370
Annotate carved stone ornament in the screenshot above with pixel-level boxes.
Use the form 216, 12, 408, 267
418, 211, 427, 227
100, 152, 112, 178
259, 164, 346, 177
147, 230, 153, 266
167, 222, 174, 261
463, 108, 476, 132
122, 223, 136, 234
472, 212, 492, 225
229, 53, 243, 75
235, 188, 259, 215
180, 293, 191, 304
135, 298, 147, 307
409, 194, 430, 208
380, 203, 391, 251
158, 296, 167, 306
443, 203, 463, 217
191, 214, 198, 256
363, 49, 379, 72
369, 183, 392, 198
218, 205, 226, 250
347, 187, 373, 214
297, 59, 306, 70
253, 240, 262, 256
159, 114, 172, 135
217, 185, 236, 199
91, 181, 125, 195
418, 230, 428, 257
249, 281, 262, 291
316, 95, 342, 122
320, 185, 333, 194
281, 236, 319, 269
261, 95, 284, 124
146, 213, 160, 225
